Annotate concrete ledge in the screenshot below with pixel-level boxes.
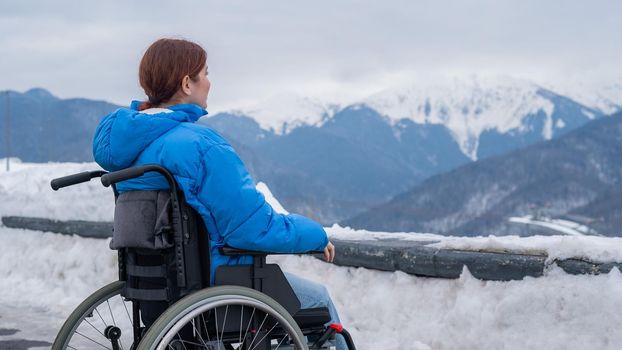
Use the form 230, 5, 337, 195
3, 216, 621, 281
331, 238, 622, 280
2, 216, 113, 239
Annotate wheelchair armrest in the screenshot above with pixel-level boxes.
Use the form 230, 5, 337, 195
219, 246, 324, 256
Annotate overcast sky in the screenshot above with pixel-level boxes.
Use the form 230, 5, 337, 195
1, 0, 621, 111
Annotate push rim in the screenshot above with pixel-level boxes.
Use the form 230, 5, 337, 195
155, 296, 305, 350
139, 286, 307, 350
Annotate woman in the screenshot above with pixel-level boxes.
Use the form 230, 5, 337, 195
92, 38, 347, 349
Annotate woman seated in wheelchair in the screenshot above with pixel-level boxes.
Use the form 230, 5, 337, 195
92, 38, 349, 349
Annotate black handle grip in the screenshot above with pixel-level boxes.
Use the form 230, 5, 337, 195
101, 167, 146, 187
51, 171, 105, 191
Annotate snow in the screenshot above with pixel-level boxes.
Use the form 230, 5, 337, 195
329, 224, 622, 265
0, 160, 114, 221
509, 215, 598, 237
2, 227, 622, 349
230, 92, 338, 135
2, 162, 622, 349
547, 77, 622, 115
256, 181, 289, 214
364, 75, 557, 160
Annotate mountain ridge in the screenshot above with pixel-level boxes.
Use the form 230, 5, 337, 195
342, 111, 622, 236
2, 78, 620, 224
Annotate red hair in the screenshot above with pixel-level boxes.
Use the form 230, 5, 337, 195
138, 38, 207, 110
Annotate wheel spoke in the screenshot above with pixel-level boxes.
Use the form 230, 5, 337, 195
175, 333, 189, 350
75, 330, 113, 350
274, 335, 288, 350
95, 308, 108, 327
238, 307, 256, 350
248, 313, 269, 350
239, 306, 243, 343
249, 322, 278, 350
107, 300, 117, 326
176, 338, 211, 348
190, 318, 209, 348
201, 312, 213, 344
121, 296, 133, 327
219, 305, 229, 346
215, 307, 221, 350
84, 317, 108, 339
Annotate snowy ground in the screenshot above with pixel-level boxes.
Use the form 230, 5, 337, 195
2, 161, 622, 349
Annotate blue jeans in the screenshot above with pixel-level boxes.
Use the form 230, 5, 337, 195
285, 272, 348, 350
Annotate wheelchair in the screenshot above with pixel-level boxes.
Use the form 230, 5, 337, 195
49, 164, 356, 350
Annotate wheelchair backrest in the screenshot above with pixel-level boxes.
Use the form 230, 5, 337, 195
112, 189, 210, 303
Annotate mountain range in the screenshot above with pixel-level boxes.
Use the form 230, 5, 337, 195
1, 75, 620, 227
203, 76, 616, 223
343, 111, 622, 236
0, 88, 118, 162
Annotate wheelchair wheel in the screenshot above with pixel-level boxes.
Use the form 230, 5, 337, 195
53, 281, 137, 350
137, 286, 308, 350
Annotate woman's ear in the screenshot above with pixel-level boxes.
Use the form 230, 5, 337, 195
181, 75, 192, 96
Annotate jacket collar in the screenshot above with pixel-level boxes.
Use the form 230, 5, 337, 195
130, 100, 208, 122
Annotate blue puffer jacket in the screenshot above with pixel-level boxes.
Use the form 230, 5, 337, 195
93, 101, 328, 283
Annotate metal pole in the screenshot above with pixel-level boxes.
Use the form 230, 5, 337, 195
5, 91, 10, 171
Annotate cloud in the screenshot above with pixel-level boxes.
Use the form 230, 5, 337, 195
0, 0, 621, 108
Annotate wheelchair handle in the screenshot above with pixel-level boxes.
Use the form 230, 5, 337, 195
51, 170, 107, 191
101, 167, 147, 187
100, 164, 178, 193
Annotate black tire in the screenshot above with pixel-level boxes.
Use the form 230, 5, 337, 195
53, 281, 136, 350
137, 286, 308, 350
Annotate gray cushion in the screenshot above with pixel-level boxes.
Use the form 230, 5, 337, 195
110, 190, 174, 250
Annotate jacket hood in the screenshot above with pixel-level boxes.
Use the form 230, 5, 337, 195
93, 101, 207, 171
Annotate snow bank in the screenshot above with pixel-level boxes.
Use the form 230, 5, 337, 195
3, 162, 622, 348
3, 162, 622, 266
427, 234, 622, 264
0, 162, 283, 221
327, 224, 622, 265
2, 227, 622, 349
0, 161, 114, 221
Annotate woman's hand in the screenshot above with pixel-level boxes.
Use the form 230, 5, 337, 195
323, 241, 335, 263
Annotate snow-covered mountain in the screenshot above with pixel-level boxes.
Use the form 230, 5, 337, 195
546, 77, 622, 115
364, 75, 597, 160
231, 92, 339, 135
219, 75, 620, 160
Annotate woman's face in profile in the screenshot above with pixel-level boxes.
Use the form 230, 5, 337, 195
187, 63, 211, 109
